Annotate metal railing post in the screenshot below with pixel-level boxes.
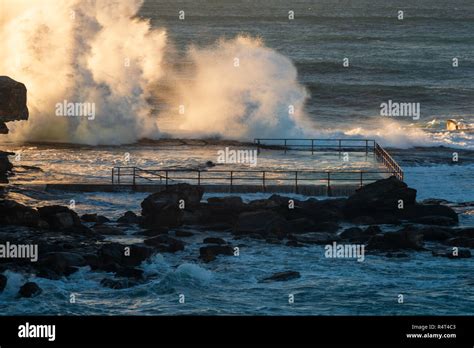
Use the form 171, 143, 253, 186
295, 171, 298, 194
133, 167, 136, 187
311, 140, 314, 155
117, 167, 121, 185
198, 170, 201, 186
263, 171, 266, 192
284, 139, 287, 154
327, 172, 331, 196
165, 170, 168, 187
230, 171, 233, 193
360, 171, 363, 187
112, 168, 114, 184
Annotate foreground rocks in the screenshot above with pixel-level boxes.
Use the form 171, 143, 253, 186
0, 177, 471, 296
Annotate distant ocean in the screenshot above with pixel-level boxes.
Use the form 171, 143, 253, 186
140, 0, 474, 148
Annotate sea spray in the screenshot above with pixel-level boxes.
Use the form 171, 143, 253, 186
1, 0, 309, 144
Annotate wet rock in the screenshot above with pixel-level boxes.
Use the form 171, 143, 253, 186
37, 205, 82, 230
140, 227, 169, 237
233, 210, 289, 237
97, 243, 154, 271
367, 228, 424, 251
141, 183, 204, 213
92, 224, 125, 235
261, 271, 300, 283
39, 252, 87, 277
443, 237, 474, 248
412, 216, 457, 226
141, 184, 204, 228
456, 227, 474, 238
292, 232, 340, 245
117, 211, 141, 224
344, 176, 416, 218
432, 248, 471, 259
0, 76, 29, 134
0, 199, 40, 227
340, 226, 380, 242
0, 273, 6, 292
207, 196, 244, 208
0, 152, 13, 183
174, 230, 194, 237
203, 237, 226, 245
416, 226, 453, 241
199, 245, 234, 262
144, 235, 185, 253
18, 282, 42, 298
81, 213, 110, 224
403, 204, 458, 224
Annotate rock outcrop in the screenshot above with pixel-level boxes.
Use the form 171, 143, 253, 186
0, 76, 29, 183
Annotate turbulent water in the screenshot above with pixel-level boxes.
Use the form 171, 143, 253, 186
1, 0, 474, 315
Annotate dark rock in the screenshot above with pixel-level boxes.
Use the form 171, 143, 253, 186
117, 211, 141, 224
140, 227, 169, 237
0, 273, 6, 292
248, 199, 279, 210
97, 243, 154, 271
18, 282, 42, 298
341, 225, 382, 243
144, 235, 185, 253
344, 176, 416, 218
39, 252, 87, 277
81, 213, 110, 224
199, 245, 234, 262
261, 271, 300, 282
443, 237, 474, 248
37, 205, 82, 230
203, 237, 226, 245
456, 228, 474, 238
417, 226, 453, 241
174, 230, 194, 237
350, 216, 377, 225
207, 196, 244, 207
367, 228, 424, 251
293, 232, 340, 245
233, 210, 289, 237
0, 76, 29, 134
403, 204, 458, 224
0, 152, 13, 183
140, 184, 204, 228
0, 199, 40, 227
92, 224, 125, 235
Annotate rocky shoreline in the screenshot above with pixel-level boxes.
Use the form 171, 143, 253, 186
0, 176, 472, 298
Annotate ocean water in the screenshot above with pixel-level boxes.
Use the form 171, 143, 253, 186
140, 0, 474, 148
1, 0, 473, 315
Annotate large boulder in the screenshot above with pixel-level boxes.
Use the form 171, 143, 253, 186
143, 235, 185, 253
140, 184, 204, 228
96, 243, 154, 271
37, 205, 83, 230
199, 245, 234, 262
18, 282, 42, 298
367, 227, 424, 251
233, 210, 290, 238
0, 199, 40, 227
0, 76, 29, 134
39, 252, 87, 277
344, 176, 416, 219
402, 204, 458, 224
0, 151, 14, 183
